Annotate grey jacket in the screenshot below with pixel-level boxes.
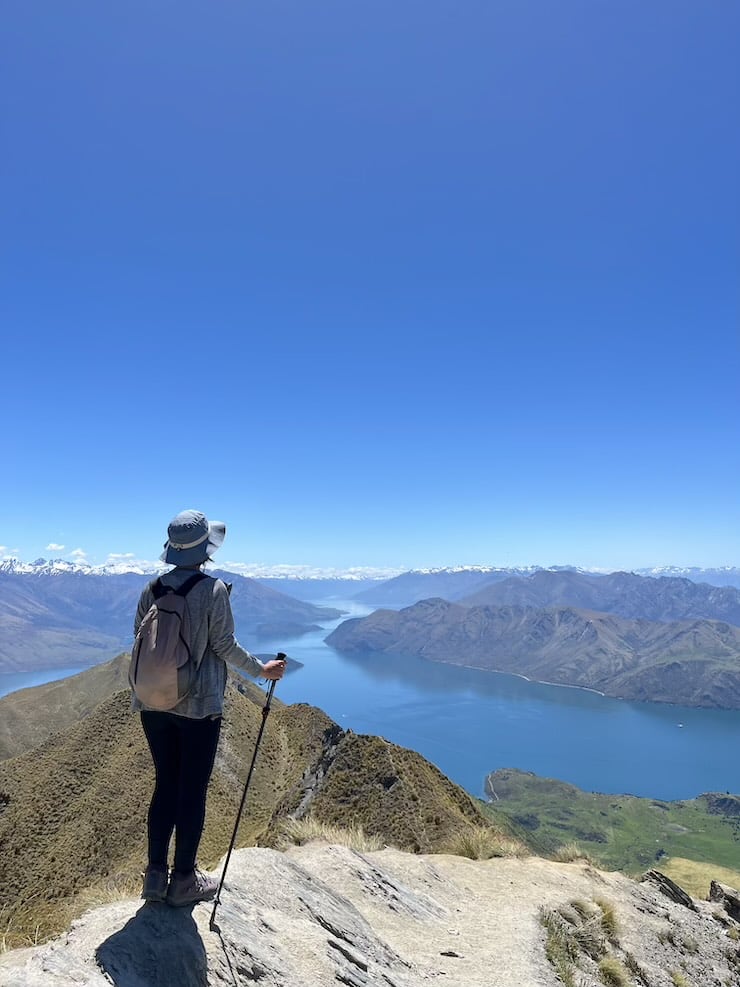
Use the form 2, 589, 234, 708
131, 567, 265, 719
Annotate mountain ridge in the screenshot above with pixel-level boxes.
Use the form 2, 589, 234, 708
461, 569, 740, 625
326, 598, 740, 708
0, 664, 510, 948
0, 569, 341, 673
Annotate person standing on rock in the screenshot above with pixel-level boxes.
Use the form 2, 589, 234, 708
131, 509, 286, 907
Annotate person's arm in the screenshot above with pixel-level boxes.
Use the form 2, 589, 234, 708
208, 580, 273, 679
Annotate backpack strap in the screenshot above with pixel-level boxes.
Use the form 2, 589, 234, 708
150, 577, 167, 600
174, 572, 209, 597
150, 572, 208, 600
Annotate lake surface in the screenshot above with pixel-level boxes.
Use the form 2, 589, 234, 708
3, 599, 739, 802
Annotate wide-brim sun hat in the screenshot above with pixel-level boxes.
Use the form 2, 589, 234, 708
161, 509, 226, 566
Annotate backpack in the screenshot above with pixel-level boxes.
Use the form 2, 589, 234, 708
130, 572, 208, 710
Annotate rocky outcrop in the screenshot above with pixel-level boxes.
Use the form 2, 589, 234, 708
710, 880, 740, 922
643, 869, 698, 911
2, 845, 739, 987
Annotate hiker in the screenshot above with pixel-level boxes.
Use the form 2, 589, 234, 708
131, 509, 286, 907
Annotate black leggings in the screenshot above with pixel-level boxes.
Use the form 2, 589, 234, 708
141, 711, 222, 874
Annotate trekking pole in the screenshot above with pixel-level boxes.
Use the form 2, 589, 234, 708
209, 653, 285, 929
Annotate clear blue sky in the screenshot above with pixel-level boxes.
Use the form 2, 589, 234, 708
2, 1, 738, 571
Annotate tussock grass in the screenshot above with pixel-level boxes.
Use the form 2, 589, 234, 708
541, 898, 633, 987
441, 825, 527, 860
595, 898, 619, 941
74, 873, 143, 912
277, 816, 385, 852
598, 956, 629, 986
670, 972, 689, 987
540, 908, 578, 987
554, 842, 596, 865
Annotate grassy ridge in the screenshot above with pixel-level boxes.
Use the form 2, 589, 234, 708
0, 676, 517, 949
483, 768, 740, 890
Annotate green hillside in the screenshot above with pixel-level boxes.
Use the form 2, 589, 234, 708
484, 768, 740, 881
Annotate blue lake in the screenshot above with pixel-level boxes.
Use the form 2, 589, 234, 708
2, 600, 739, 802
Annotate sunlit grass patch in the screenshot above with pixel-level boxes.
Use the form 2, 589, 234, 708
441, 825, 527, 860
277, 816, 385, 852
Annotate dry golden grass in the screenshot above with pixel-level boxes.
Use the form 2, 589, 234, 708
594, 897, 619, 941
553, 842, 597, 865
441, 825, 528, 860
660, 857, 740, 900
277, 816, 385, 852
598, 955, 629, 986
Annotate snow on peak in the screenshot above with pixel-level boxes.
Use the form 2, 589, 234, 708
0, 556, 164, 577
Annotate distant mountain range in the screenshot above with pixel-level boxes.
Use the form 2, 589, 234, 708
353, 565, 740, 605
326, 597, 740, 708
353, 566, 545, 605
0, 566, 342, 673
461, 569, 740, 625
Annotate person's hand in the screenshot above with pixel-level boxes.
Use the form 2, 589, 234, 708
261, 658, 286, 680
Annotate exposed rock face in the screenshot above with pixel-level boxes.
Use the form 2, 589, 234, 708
710, 880, 740, 922
1, 846, 739, 987
327, 598, 740, 708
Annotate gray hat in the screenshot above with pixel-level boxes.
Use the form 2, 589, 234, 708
161, 509, 226, 566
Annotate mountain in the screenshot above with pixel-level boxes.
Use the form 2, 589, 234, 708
0, 567, 342, 673
353, 566, 546, 606
354, 565, 740, 608
3, 846, 740, 987
638, 566, 740, 589
256, 576, 381, 600
0, 557, 163, 577
462, 569, 740, 626
0, 653, 132, 760
326, 598, 740, 708
0, 667, 507, 947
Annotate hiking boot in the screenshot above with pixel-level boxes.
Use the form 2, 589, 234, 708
141, 865, 169, 902
166, 868, 218, 907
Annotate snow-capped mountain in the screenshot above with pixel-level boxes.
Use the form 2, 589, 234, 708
0, 561, 343, 673
0, 557, 164, 577
636, 566, 740, 588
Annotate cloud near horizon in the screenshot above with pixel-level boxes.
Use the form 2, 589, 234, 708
70, 548, 87, 559
46, 543, 65, 551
